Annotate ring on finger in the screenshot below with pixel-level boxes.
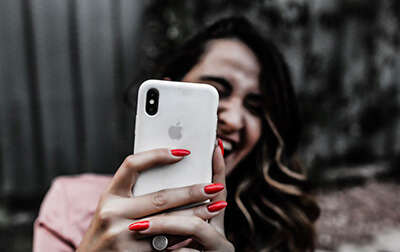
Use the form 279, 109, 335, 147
152, 235, 168, 251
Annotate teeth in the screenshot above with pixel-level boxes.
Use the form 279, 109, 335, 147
220, 139, 233, 152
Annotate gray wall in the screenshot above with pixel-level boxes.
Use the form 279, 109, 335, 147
0, 0, 144, 199
1, 0, 399, 205
1, 1, 144, 250
1, 0, 400, 200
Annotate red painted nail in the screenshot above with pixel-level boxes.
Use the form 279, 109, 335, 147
204, 183, 224, 194
218, 139, 224, 156
128, 220, 149, 231
207, 201, 228, 212
171, 149, 191, 157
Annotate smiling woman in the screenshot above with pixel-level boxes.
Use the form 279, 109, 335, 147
34, 16, 319, 252
161, 16, 321, 251
182, 39, 262, 174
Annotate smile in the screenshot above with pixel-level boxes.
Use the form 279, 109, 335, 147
220, 138, 235, 158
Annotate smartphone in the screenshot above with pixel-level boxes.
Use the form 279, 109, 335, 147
132, 79, 219, 197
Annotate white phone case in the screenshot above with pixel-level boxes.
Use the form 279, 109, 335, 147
132, 79, 219, 197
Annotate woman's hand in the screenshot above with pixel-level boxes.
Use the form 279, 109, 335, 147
129, 145, 234, 251
77, 146, 234, 251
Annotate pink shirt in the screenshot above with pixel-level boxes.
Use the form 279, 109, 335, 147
33, 174, 112, 252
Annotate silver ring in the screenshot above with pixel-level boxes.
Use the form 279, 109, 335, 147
152, 235, 168, 251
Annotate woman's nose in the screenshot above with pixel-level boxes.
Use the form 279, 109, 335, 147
218, 97, 244, 133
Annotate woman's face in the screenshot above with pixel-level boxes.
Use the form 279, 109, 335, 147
182, 39, 263, 174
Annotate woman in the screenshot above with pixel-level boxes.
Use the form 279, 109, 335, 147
34, 16, 319, 251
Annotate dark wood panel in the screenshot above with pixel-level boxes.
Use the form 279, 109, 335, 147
0, 0, 144, 198
32, 0, 79, 183
0, 0, 41, 196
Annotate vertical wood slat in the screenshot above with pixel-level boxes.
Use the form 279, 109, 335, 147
374, 1, 400, 157
0, 0, 40, 196
68, 0, 88, 175
117, 0, 145, 161
78, 0, 119, 174
31, 0, 78, 181
0, 0, 144, 198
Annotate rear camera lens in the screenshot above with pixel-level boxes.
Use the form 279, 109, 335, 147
146, 88, 159, 116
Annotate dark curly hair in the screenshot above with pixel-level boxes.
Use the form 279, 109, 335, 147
161, 16, 320, 252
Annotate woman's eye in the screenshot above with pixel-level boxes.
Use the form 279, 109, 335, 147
216, 88, 229, 98
245, 98, 264, 116
207, 82, 229, 98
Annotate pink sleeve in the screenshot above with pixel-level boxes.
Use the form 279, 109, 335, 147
33, 178, 75, 252
33, 174, 112, 252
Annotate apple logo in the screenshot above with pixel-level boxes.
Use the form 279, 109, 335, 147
168, 122, 183, 140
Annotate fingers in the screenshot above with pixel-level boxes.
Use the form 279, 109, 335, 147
211, 144, 227, 202
79, 216, 155, 251
119, 183, 225, 219
172, 248, 198, 252
209, 143, 228, 235
126, 197, 227, 250
130, 215, 232, 251
107, 149, 184, 196
167, 238, 193, 250
128, 200, 227, 233
157, 200, 228, 223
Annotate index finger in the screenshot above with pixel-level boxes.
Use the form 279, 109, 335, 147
209, 141, 227, 234
107, 149, 184, 196
211, 142, 227, 202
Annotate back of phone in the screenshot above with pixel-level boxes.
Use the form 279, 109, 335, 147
132, 79, 219, 197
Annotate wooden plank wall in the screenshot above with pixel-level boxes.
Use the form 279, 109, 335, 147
1, 0, 400, 201
0, 0, 144, 199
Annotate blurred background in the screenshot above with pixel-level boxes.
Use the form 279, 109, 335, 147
1, 0, 399, 251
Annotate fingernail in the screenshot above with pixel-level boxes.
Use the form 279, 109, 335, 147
128, 220, 149, 231
218, 139, 224, 156
171, 149, 191, 157
204, 183, 224, 194
207, 201, 228, 212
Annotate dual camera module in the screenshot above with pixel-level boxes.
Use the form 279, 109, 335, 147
145, 88, 159, 116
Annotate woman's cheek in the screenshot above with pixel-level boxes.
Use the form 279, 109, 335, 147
248, 117, 262, 146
